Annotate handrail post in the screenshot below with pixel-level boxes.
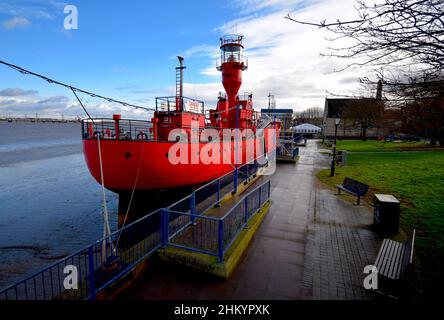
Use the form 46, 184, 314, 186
247, 163, 250, 179
244, 196, 248, 227
218, 219, 224, 263
258, 185, 262, 207
190, 192, 196, 224
267, 180, 271, 200
160, 209, 168, 247
88, 246, 95, 300
216, 179, 221, 207
233, 167, 238, 195
233, 104, 239, 195
165, 210, 169, 244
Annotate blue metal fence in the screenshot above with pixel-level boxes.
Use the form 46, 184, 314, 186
222, 180, 270, 258
166, 180, 271, 262
0, 208, 163, 300
0, 161, 271, 300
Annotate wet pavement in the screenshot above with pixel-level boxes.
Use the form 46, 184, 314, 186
127, 140, 381, 300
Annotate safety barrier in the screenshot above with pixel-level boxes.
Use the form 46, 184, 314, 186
167, 180, 271, 262
0, 162, 270, 300
0, 209, 163, 300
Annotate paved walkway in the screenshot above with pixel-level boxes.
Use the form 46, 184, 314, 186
126, 140, 381, 300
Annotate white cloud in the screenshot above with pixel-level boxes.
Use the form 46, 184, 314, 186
0, 0, 66, 20
3, 16, 30, 29
183, 0, 379, 112
179, 45, 219, 59
0, 88, 150, 120
230, 0, 313, 16
0, 88, 38, 96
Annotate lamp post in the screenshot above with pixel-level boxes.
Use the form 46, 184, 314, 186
330, 117, 341, 177
322, 120, 326, 143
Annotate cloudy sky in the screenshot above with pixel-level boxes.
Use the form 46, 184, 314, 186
0, 0, 379, 119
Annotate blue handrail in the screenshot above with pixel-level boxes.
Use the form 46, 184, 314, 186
0, 161, 271, 300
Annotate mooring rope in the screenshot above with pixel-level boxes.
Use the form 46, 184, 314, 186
96, 131, 115, 257
114, 142, 145, 249
70, 89, 115, 257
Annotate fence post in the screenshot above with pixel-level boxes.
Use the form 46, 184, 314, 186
258, 185, 262, 208
160, 209, 167, 247
267, 180, 271, 200
233, 104, 239, 195
190, 192, 196, 224
233, 167, 238, 195
216, 179, 221, 207
165, 210, 169, 244
88, 246, 95, 300
244, 196, 249, 227
218, 219, 224, 263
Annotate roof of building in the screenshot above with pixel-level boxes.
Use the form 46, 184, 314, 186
292, 123, 322, 132
260, 108, 293, 114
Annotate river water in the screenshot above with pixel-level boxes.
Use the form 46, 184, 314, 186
0, 121, 119, 289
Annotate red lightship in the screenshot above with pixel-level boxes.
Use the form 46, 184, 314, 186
82, 35, 280, 219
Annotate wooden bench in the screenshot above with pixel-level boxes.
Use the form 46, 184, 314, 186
336, 177, 369, 205
375, 230, 415, 281
374, 230, 416, 295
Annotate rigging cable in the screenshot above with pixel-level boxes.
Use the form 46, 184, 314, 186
0, 59, 155, 112
72, 89, 115, 258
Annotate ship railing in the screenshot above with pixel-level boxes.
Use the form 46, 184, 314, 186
220, 34, 243, 45
0, 160, 270, 300
81, 118, 154, 141
216, 56, 248, 71
237, 92, 252, 102
82, 117, 272, 142
155, 96, 205, 114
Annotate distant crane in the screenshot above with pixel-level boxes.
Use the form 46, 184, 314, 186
268, 93, 276, 110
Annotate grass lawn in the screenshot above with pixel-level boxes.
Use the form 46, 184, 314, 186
317, 140, 444, 296
328, 139, 443, 152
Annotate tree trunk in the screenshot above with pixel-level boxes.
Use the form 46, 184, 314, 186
431, 138, 437, 146
362, 127, 367, 141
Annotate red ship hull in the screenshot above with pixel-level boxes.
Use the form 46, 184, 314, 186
83, 137, 273, 193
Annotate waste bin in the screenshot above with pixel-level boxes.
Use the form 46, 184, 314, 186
336, 150, 342, 164
336, 150, 347, 166
341, 151, 347, 166
373, 194, 400, 236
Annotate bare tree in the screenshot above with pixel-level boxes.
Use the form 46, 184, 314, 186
294, 107, 324, 125
286, 0, 444, 77
286, 0, 444, 142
